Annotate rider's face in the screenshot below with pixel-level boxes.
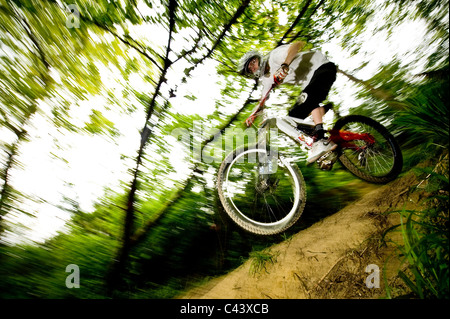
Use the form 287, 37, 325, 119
248, 57, 259, 74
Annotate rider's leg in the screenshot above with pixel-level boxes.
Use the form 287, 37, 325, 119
309, 103, 337, 163
288, 62, 337, 120
312, 106, 325, 125
308, 127, 337, 163
311, 106, 326, 140
286, 62, 338, 163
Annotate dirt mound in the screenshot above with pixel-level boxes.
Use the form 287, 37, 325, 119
180, 171, 421, 299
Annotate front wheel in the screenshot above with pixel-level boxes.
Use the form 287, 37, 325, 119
217, 146, 306, 235
332, 115, 403, 183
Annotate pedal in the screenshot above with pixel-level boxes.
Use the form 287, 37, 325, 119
317, 151, 333, 162
316, 151, 338, 171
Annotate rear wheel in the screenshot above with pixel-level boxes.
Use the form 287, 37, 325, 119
217, 146, 306, 235
333, 115, 403, 183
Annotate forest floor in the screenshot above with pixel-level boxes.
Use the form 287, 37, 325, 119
178, 170, 424, 299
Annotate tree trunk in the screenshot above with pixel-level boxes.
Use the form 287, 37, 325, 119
0, 3, 51, 238
104, 0, 252, 295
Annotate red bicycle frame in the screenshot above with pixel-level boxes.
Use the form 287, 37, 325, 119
329, 129, 375, 150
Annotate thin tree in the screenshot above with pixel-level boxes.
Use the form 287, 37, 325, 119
105, 0, 252, 293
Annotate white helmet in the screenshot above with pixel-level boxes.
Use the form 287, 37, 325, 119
237, 50, 263, 78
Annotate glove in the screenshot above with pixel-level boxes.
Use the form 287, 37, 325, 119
245, 105, 263, 127
273, 63, 289, 84
245, 113, 257, 127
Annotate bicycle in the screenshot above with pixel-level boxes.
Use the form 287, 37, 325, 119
216, 89, 403, 236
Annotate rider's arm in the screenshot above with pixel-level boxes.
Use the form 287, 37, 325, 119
245, 80, 272, 126
282, 41, 305, 67
247, 42, 305, 126
273, 41, 305, 84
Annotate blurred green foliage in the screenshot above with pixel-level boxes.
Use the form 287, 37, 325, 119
0, 0, 448, 299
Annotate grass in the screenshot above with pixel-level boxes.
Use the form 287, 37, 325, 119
384, 159, 449, 299
248, 248, 280, 276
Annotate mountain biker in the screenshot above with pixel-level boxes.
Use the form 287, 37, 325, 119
238, 41, 337, 163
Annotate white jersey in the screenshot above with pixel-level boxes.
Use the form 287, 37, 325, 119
260, 44, 329, 98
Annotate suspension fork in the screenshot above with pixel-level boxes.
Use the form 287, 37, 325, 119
254, 121, 280, 186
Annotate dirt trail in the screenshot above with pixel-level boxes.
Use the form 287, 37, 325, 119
181, 171, 421, 299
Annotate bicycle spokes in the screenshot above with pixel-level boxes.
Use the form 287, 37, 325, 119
332, 119, 400, 179
223, 150, 301, 225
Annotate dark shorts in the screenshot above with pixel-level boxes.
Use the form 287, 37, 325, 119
288, 62, 337, 119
